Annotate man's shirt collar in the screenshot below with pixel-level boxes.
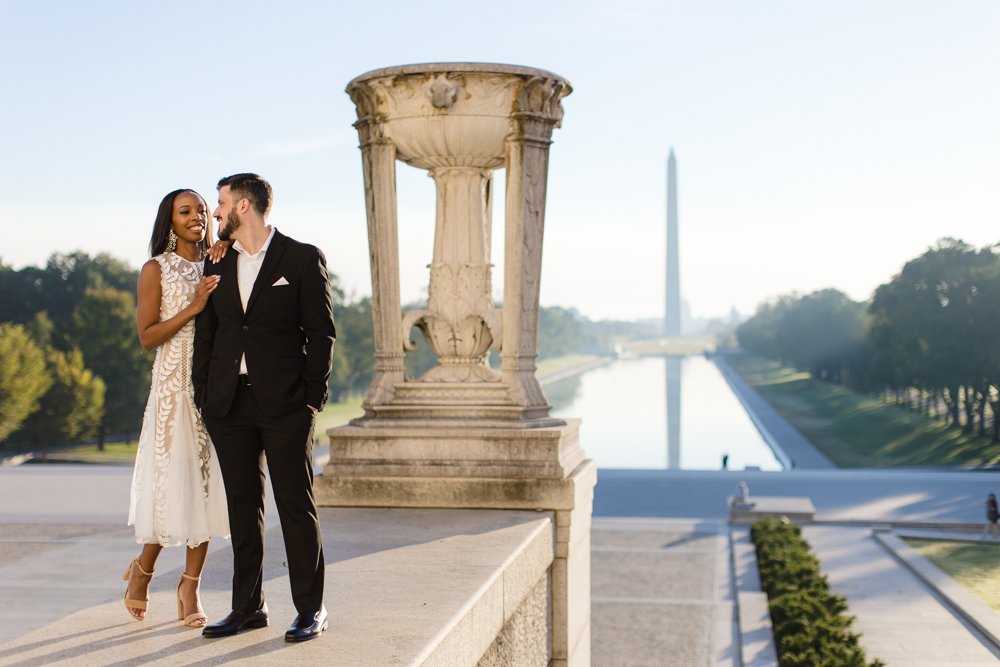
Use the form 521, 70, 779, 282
232, 226, 276, 258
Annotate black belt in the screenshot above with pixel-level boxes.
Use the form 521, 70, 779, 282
237, 374, 252, 386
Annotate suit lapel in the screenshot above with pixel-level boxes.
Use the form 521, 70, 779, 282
244, 230, 288, 315
222, 251, 242, 314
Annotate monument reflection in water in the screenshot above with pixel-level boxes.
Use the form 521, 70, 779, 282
549, 356, 783, 470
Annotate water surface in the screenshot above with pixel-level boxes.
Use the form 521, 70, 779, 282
548, 356, 782, 471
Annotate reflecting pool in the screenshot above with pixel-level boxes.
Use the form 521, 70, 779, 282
548, 355, 783, 471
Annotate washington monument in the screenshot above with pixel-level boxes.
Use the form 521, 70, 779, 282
665, 149, 681, 336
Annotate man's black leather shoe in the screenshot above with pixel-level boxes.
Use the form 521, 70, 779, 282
284, 605, 328, 642
202, 603, 269, 638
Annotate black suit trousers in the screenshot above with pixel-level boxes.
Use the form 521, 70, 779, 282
204, 384, 324, 614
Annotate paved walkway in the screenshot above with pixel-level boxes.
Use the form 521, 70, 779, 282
591, 518, 735, 667
595, 468, 999, 525
594, 467, 1000, 666
804, 525, 1000, 666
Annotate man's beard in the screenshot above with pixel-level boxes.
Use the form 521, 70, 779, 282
218, 209, 241, 240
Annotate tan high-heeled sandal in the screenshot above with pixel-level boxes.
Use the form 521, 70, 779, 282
177, 572, 207, 627
123, 557, 154, 620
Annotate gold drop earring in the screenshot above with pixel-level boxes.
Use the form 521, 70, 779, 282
166, 229, 178, 253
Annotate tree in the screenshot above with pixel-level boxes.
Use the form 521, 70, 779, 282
774, 289, 867, 383
967, 260, 1000, 440
26, 311, 55, 348
868, 239, 996, 427
0, 323, 52, 445
45, 252, 139, 348
329, 297, 376, 399
72, 287, 151, 446
538, 306, 579, 359
737, 290, 866, 384
16, 347, 105, 455
0, 262, 47, 327
0, 252, 139, 350
737, 296, 794, 362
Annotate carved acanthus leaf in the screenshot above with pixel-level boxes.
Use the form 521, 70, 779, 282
401, 309, 430, 352
347, 82, 378, 120
516, 76, 569, 124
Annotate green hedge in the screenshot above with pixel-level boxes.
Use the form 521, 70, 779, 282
750, 517, 883, 667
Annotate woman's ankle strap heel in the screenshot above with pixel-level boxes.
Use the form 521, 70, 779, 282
177, 572, 207, 627
123, 557, 154, 621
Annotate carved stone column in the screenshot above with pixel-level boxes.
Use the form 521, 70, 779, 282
502, 77, 569, 411
349, 85, 406, 406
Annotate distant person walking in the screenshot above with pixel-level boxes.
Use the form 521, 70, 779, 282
983, 493, 999, 540
124, 189, 231, 627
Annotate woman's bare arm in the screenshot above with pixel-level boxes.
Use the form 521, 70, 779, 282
136, 260, 220, 351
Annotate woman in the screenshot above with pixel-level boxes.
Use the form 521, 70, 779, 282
123, 189, 230, 627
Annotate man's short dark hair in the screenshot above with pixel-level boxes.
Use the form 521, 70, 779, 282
217, 173, 273, 216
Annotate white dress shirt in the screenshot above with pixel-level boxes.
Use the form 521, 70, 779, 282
232, 226, 276, 375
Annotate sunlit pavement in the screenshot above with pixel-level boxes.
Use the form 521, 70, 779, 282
0, 465, 269, 647
596, 468, 1000, 666
596, 468, 999, 526
591, 517, 735, 666
805, 525, 1000, 666
3, 464, 1000, 664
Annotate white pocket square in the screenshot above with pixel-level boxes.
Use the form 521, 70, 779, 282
272, 276, 290, 286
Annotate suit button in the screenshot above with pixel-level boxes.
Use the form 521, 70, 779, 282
242, 325, 249, 332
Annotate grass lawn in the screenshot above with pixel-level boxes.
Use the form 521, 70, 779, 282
314, 395, 365, 434
904, 538, 1000, 612
56, 440, 137, 461
725, 352, 1000, 468
535, 354, 600, 380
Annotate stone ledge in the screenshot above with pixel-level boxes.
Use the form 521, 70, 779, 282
324, 420, 584, 481
317, 459, 597, 511
729, 496, 816, 525
0, 508, 555, 666
737, 592, 779, 667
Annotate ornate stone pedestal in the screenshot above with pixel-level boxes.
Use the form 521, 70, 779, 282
316, 63, 593, 666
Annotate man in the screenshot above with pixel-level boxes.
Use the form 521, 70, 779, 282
193, 173, 335, 642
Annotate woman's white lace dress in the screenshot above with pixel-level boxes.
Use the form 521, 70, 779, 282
129, 252, 230, 547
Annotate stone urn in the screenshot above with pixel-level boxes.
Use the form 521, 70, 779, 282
347, 63, 571, 424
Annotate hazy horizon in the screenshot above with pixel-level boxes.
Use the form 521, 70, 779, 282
2, 1, 997, 322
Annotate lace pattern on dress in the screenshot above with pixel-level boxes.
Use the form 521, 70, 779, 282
134, 253, 214, 544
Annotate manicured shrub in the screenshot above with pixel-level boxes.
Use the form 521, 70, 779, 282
750, 517, 883, 667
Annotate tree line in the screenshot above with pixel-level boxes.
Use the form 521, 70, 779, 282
736, 238, 1000, 441
0, 252, 603, 454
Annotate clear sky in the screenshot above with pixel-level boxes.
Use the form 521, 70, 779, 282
1, 1, 997, 322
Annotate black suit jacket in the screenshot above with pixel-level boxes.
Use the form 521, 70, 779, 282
192, 230, 336, 418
